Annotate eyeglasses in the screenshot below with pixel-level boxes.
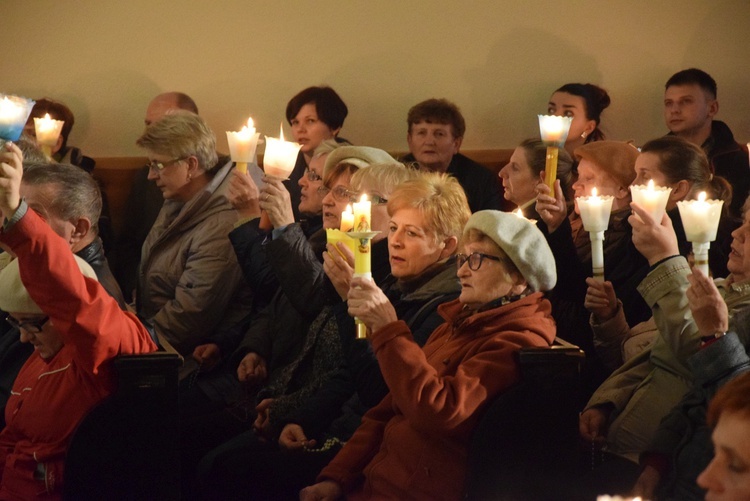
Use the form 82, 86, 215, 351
318, 185, 358, 202
348, 192, 388, 205
456, 252, 502, 271
304, 167, 322, 182
146, 156, 187, 172
5, 314, 49, 334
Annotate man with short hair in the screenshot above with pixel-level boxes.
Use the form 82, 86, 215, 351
0, 161, 127, 425
400, 98, 505, 213
664, 68, 750, 217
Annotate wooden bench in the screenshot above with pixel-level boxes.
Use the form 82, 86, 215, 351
92, 149, 514, 239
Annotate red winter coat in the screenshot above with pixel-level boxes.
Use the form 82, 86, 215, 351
0, 208, 157, 500
318, 293, 556, 500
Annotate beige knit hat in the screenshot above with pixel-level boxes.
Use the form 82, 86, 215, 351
463, 210, 556, 292
574, 141, 639, 189
323, 146, 398, 180
0, 255, 98, 313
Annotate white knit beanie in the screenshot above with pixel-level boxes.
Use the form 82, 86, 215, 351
463, 210, 557, 292
0, 255, 98, 313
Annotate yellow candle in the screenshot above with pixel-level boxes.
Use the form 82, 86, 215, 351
263, 123, 302, 179
325, 228, 357, 259
538, 115, 572, 190
352, 195, 372, 275
226, 117, 260, 174
352, 194, 371, 233
340, 204, 354, 232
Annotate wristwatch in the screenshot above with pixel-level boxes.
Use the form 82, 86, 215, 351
700, 331, 727, 346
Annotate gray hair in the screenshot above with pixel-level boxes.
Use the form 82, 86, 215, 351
22, 162, 102, 234
136, 110, 218, 173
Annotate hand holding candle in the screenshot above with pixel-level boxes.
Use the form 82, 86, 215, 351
227, 117, 261, 174
538, 115, 573, 190
677, 191, 723, 276
577, 188, 614, 281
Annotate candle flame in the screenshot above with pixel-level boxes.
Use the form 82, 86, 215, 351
698, 191, 707, 202
591, 187, 598, 198
43, 113, 52, 121
246, 117, 254, 129
359, 194, 368, 203
345, 204, 352, 213
647, 179, 654, 190
279, 123, 284, 142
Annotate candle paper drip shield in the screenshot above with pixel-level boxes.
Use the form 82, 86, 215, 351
577, 190, 614, 281
577, 192, 614, 233
263, 124, 302, 179
630, 180, 672, 223
677, 192, 724, 276
538, 115, 573, 190
0, 94, 35, 145
226, 118, 261, 175
34, 113, 65, 158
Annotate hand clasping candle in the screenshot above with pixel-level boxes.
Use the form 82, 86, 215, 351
576, 187, 614, 281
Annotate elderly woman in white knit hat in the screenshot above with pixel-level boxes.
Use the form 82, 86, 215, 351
301, 210, 557, 501
0, 142, 157, 500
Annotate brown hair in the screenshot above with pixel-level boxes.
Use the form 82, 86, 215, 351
407, 98, 466, 138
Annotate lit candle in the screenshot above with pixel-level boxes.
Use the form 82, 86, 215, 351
350, 194, 373, 339
630, 180, 672, 223
352, 195, 371, 234
538, 115, 573, 190
340, 204, 354, 232
263, 124, 302, 179
513, 207, 536, 224
34, 113, 65, 158
0, 94, 35, 143
576, 188, 614, 281
677, 191, 724, 276
226, 117, 260, 175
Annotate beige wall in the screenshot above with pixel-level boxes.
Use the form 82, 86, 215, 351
6, 0, 749, 157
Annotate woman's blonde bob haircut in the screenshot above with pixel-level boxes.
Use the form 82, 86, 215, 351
350, 162, 417, 198
136, 110, 219, 173
387, 171, 471, 243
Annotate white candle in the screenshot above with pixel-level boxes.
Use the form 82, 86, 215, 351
676, 192, 723, 243
538, 115, 573, 146
263, 124, 302, 179
0, 95, 35, 142
576, 188, 614, 281
576, 188, 614, 233
677, 191, 724, 276
226, 117, 261, 174
34, 113, 64, 146
630, 180, 672, 223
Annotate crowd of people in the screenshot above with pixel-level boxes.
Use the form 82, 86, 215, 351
0, 66, 749, 500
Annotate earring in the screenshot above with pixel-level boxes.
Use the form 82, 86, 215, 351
581, 131, 588, 139
187, 173, 192, 182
